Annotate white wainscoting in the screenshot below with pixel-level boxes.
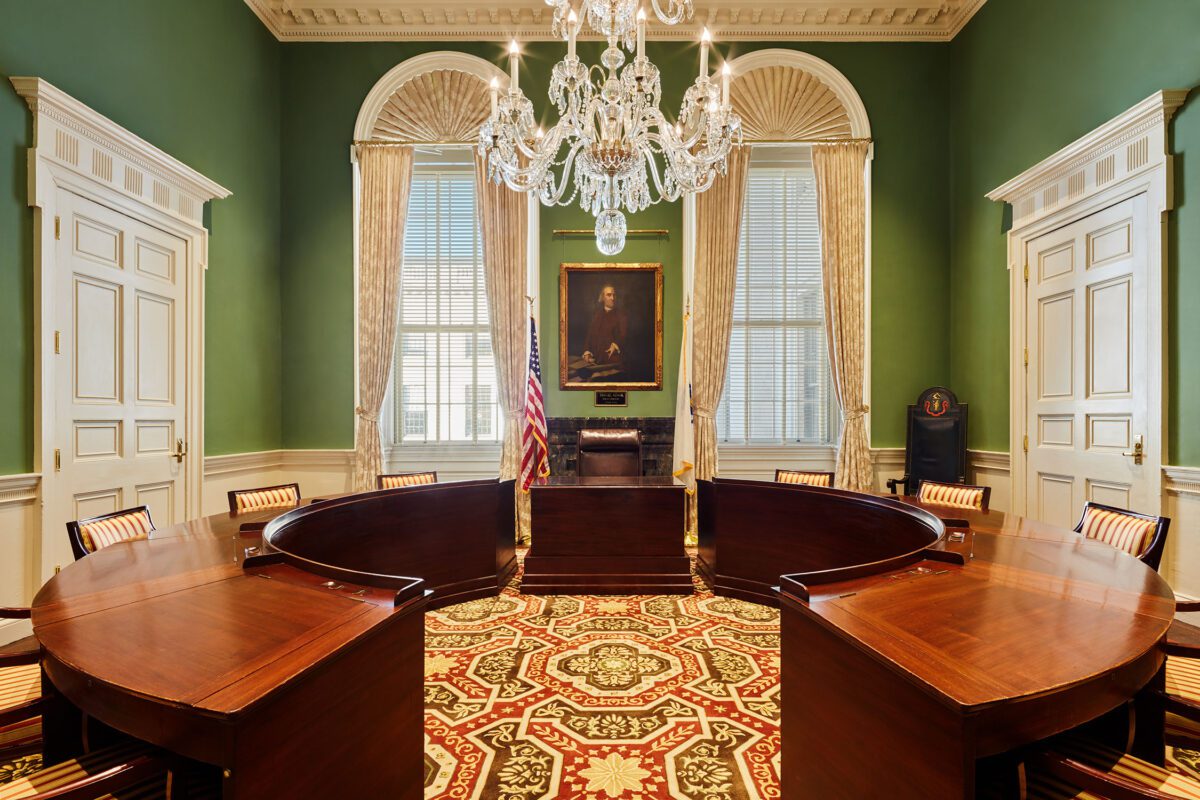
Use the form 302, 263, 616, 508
202, 450, 355, 514
0, 474, 40, 645
1164, 466, 1200, 599
3, 451, 1197, 645
382, 444, 502, 482
715, 445, 837, 481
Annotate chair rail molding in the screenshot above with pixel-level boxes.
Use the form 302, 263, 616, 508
986, 89, 1187, 517
12, 77, 231, 581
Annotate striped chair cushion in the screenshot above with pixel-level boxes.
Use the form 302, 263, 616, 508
776, 471, 832, 488
0, 716, 40, 750
379, 472, 436, 489
234, 486, 299, 512
0, 665, 41, 712
0, 741, 158, 800
1077, 506, 1157, 558
78, 510, 153, 554
918, 481, 985, 510
1167, 655, 1200, 703
1026, 738, 1200, 800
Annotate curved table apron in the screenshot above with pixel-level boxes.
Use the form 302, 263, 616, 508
30, 479, 516, 800
30, 478, 1174, 800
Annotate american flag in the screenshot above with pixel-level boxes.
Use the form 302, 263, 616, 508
521, 316, 550, 491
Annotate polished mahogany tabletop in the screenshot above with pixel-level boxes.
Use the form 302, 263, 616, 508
28, 483, 1178, 800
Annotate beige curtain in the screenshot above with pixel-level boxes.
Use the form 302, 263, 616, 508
813, 141, 872, 492
474, 154, 531, 542
692, 148, 752, 490
353, 144, 415, 491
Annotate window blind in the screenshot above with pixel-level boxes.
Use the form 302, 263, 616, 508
393, 159, 499, 444
717, 147, 834, 444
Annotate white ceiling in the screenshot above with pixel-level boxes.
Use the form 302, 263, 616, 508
245, 0, 987, 42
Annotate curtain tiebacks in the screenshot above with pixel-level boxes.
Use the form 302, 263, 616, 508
355, 405, 380, 423
842, 404, 870, 422
694, 410, 715, 421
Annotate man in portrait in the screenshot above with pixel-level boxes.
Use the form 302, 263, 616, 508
560, 262, 662, 390
582, 284, 627, 369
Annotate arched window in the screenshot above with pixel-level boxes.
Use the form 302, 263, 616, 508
354, 54, 534, 471
711, 50, 871, 459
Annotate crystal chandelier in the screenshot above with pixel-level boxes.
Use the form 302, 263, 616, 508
478, 0, 741, 255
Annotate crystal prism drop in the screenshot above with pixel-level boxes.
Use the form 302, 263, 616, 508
595, 209, 627, 255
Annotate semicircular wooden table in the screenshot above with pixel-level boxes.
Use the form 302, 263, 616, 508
29, 480, 515, 800
29, 479, 1175, 800
697, 478, 1174, 800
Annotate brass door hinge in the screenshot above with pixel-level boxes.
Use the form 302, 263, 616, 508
54, 330, 61, 355
1023, 262, 1029, 283
54, 448, 61, 471
1023, 347, 1029, 368
1023, 435, 1029, 453
54, 216, 61, 240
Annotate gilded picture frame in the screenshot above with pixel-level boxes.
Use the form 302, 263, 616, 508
559, 262, 664, 391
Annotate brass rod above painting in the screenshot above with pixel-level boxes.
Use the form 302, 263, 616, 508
553, 229, 669, 237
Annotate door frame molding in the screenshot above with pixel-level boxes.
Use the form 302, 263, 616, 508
987, 90, 1187, 516
11, 77, 230, 580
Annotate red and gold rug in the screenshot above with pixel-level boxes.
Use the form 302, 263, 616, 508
422, 557, 782, 799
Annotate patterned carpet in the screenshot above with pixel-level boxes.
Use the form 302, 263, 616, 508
422, 556, 781, 799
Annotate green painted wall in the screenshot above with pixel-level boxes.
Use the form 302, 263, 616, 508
0, 0, 282, 469
948, 0, 1200, 460
279, 40, 952, 449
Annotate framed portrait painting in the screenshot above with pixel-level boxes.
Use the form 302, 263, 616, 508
559, 262, 663, 391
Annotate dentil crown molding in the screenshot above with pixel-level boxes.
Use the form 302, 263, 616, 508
245, 0, 986, 42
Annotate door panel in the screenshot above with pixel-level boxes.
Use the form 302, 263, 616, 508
55, 189, 188, 562
1025, 195, 1151, 521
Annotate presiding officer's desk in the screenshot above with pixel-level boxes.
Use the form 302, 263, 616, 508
30, 479, 515, 800
524, 475, 690, 595
699, 477, 1175, 800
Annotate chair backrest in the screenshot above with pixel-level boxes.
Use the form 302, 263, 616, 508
1074, 502, 1169, 570
774, 469, 835, 488
67, 506, 155, 560
900, 387, 969, 494
228, 483, 301, 513
378, 471, 438, 489
917, 480, 990, 511
577, 428, 641, 477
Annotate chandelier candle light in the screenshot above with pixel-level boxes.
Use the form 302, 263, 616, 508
479, 0, 741, 255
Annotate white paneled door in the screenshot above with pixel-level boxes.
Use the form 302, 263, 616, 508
53, 188, 189, 556
1025, 194, 1155, 527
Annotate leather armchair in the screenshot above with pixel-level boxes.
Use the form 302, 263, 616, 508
577, 428, 642, 477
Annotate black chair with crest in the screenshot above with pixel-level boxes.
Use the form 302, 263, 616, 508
886, 386, 969, 497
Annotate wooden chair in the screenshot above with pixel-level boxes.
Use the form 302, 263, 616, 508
0, 741, 171, 800
377, 471, 437, 490
1073, 501, 1170, 571
917, 479, 991, 511
1022, 735, 1200, 799
1156, 604, 1200, 752
65, 507, 155, 561
0, 608, 42, 763
227, 483, 301, 514
774, 469, 835, 488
